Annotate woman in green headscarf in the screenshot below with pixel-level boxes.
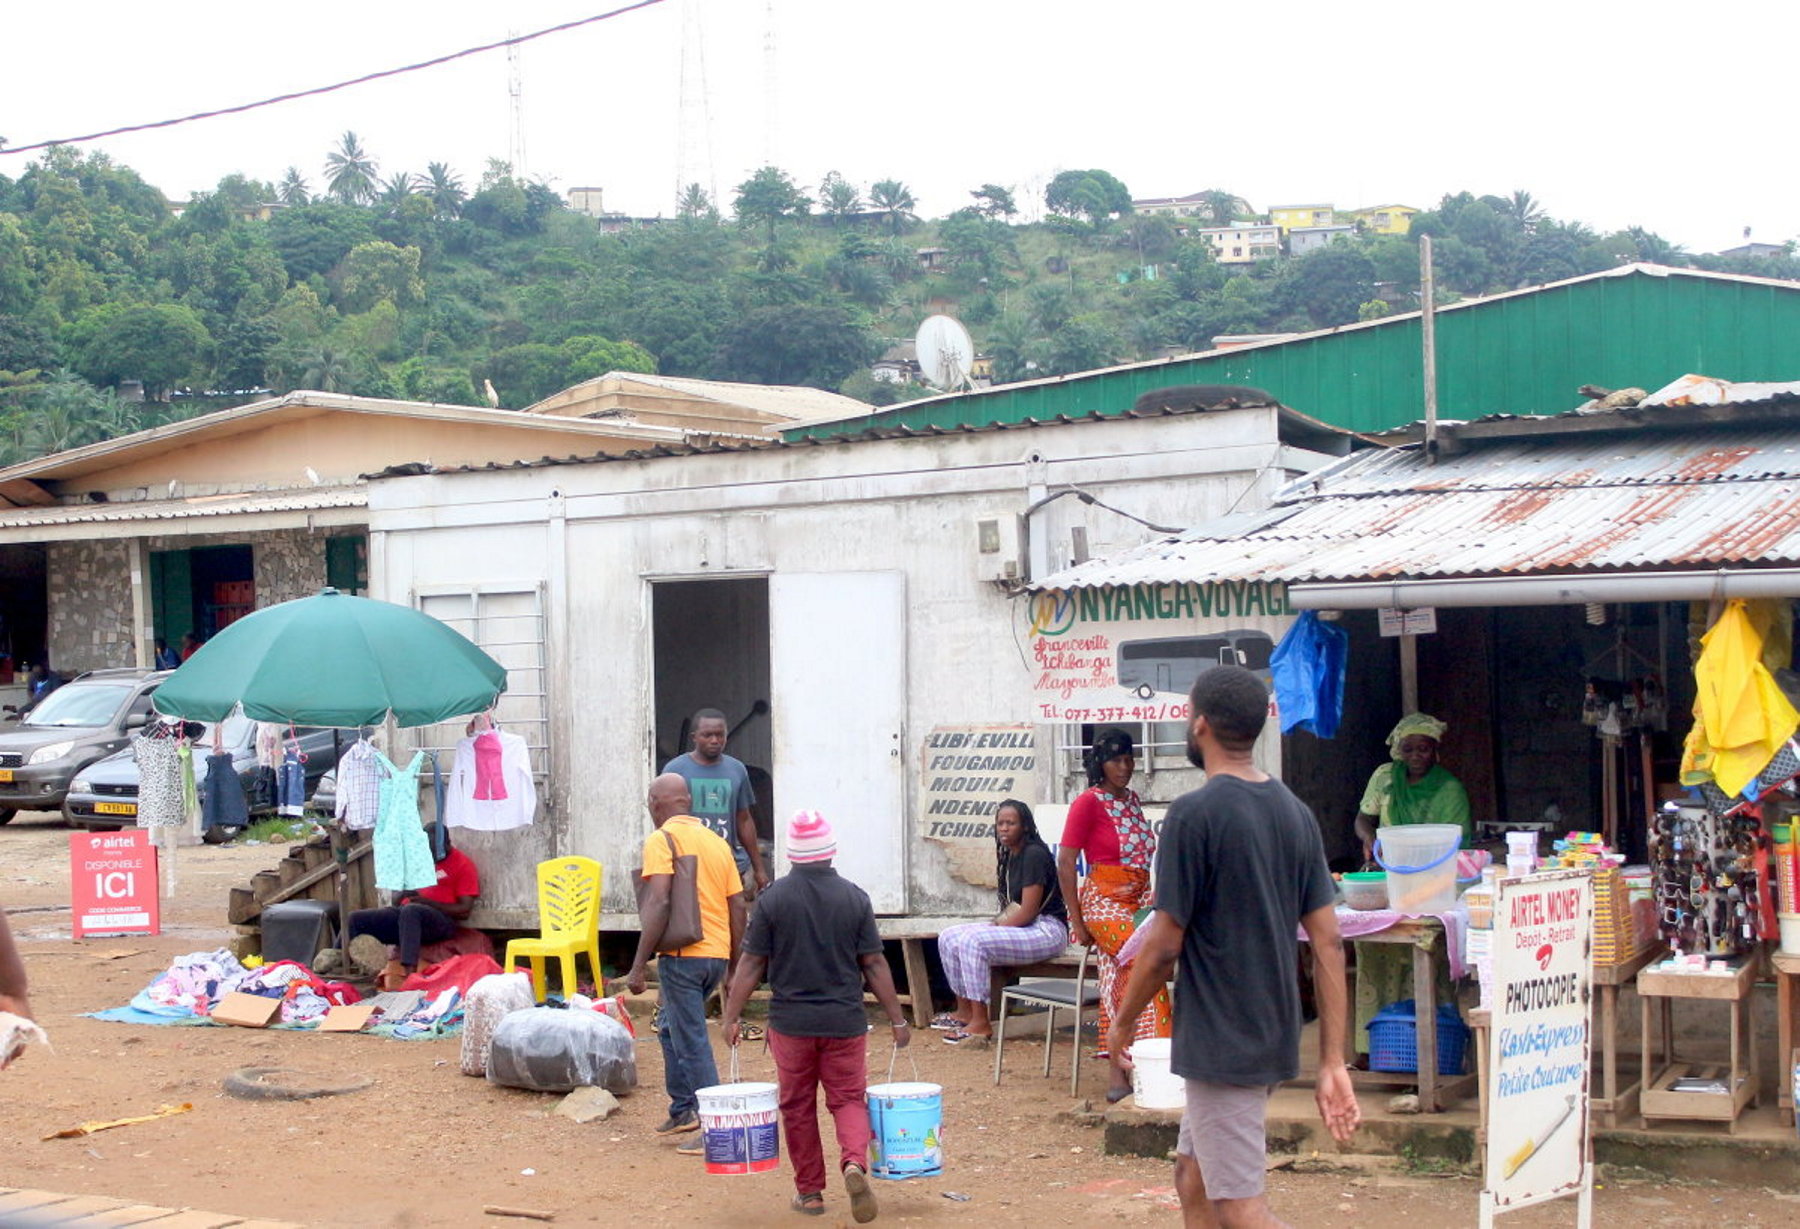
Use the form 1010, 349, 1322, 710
1351, 713, 1471, 1059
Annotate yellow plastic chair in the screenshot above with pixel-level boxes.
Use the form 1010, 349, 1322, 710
503, 856, 603, 1002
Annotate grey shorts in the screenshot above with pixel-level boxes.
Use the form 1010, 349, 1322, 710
1174, 1079, 1276, 1201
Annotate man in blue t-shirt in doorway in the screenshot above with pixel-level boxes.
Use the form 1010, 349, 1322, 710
664, 707, 771, 897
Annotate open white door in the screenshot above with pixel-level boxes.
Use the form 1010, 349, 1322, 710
770, 571, 907, 913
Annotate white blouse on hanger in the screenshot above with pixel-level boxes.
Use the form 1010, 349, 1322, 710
444, 727, 537, 830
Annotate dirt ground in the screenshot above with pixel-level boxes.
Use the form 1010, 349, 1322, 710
0, 810, 1786, 1227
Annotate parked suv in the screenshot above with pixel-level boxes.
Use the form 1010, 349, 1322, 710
0, 669, 170, 824
63, 714, 355, 836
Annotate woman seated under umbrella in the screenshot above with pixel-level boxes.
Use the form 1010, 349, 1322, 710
348, 825, 480, 991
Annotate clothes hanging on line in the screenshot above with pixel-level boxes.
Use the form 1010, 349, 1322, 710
255, 722, 284, 769
177, 743, 202, 830
373, 751, 437, 892
200, 752, 250, 831
134, 734, 186, 829
334, 739, 388, 831
276, 748, 307, 817
444, 728, 537, 831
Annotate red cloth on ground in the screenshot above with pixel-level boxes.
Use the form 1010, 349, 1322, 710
768, 1028, 873, 1196
416, 925, 496, 967
401, 952, 502, 997
415, 848, 480, 905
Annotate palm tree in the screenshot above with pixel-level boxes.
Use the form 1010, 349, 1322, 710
376, 170, 419, 212
425, 162, 465, 219
1626, 226, 1688, 266
323, 131, 379, 205
1198, 189, 1247, 228
869, 179, 916, 235
300, 346, 352, 392
677, 182, 713, 219
1504, 189, 1545, 234
277, 167, 310, 206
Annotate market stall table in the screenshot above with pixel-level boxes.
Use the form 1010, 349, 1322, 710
1592, 942, 1664, 1127
1773, 949, 1800, 1126
1304, 911, 1474, 1113
1638, 957, 1759, 1132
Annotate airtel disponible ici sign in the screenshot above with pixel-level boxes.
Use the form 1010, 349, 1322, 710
69, 829, 160, 938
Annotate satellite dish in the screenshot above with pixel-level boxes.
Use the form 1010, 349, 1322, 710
914, 315, 975, 391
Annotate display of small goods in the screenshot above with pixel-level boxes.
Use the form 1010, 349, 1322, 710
1581, 674, 1667, 735
1650, 801, 1772, 957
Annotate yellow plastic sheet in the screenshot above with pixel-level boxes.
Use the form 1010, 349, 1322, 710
44, 1101, 192, 1140
1681, 599, 1800, 796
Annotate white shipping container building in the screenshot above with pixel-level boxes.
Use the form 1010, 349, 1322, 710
363, 400, 1342, 933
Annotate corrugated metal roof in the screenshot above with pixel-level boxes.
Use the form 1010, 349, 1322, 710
364, 401, 1330, 479
789, 264, 1800, 439
0, 487, 366, 528
1033, 422, 1800, 590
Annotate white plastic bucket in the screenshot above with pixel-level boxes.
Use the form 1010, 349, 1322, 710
867, 1082, 943, 1179
1128, 1038, 1185, 1109
1375, 824, 1462, 914
695, 1081, 780, 1175
1780, 913, 1800, 956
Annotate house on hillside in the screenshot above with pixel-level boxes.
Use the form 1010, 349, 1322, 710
1269, 204, 1335, 233
1289, 224, 1358, 256
0, 379, 862, 681
786, 264, 1800, 437
1347, 203, 1419, 234
1130, 191, 1213, 217
1716, 240, 1789, 261
1196, 223, 1282, 264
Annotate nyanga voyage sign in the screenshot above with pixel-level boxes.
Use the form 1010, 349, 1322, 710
1026, 581, 1293, 723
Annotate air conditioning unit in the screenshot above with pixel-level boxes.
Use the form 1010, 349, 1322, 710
975, 515, 1024, 582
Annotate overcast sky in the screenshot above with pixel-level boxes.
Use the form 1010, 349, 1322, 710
2, 0, 1789, 253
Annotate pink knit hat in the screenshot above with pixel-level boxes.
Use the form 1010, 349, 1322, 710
787, 810, 836, 863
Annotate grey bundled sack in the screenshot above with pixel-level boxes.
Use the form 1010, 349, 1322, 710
485, 1006, 638, 1094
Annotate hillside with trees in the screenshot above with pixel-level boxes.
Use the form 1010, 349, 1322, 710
1, 137, 1795, 466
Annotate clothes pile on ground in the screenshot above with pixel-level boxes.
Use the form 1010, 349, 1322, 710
461, 970, 638, 1094
85, 947, 469, 1038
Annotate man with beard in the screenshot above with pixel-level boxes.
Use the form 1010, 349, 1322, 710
1110, 665, 1359, 1228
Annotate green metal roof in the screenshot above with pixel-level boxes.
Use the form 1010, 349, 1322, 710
789, 264, 1800, 439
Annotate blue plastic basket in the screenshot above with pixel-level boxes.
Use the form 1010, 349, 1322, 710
1367, 999, 1468, 1076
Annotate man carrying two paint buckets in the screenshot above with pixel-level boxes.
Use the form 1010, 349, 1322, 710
723, 810, 911, 1221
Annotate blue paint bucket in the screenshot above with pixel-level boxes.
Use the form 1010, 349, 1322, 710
867, 1081, 943, 1180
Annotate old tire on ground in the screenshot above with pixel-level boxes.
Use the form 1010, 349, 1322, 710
201, 824, 242, 845
223, 1067, 374, 1101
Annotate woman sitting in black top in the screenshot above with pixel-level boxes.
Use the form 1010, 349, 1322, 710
933, 799, 1070, 1044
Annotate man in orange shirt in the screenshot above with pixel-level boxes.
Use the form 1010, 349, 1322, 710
627, 772, 746, 1154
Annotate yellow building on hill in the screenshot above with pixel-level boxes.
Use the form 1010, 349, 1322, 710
1269, 204, 1335, 233
1348, 204, 1419, 235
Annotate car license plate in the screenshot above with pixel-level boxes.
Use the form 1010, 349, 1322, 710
0, 769, 12, 782
95, 802, 137, 816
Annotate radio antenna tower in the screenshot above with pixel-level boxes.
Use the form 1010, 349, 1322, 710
507, 33, 527, 179
675, 0, 717, 208
762, 0, 779, 168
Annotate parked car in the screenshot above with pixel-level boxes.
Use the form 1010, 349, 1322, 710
63, 714, 360, 836
0, 668, 170, 825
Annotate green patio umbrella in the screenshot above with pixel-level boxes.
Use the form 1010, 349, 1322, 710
153, 587, 507, 728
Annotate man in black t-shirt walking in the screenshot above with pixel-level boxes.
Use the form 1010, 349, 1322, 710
1112, 665, 1360, 1228
722, 810, 910, 1222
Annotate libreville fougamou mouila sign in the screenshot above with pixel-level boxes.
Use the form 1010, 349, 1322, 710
919, 724, 1037, 888
1024, 581, 1293, 723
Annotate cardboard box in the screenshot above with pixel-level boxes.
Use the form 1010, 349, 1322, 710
212, 992, 281, 1028
319, 1004, 377, 1033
